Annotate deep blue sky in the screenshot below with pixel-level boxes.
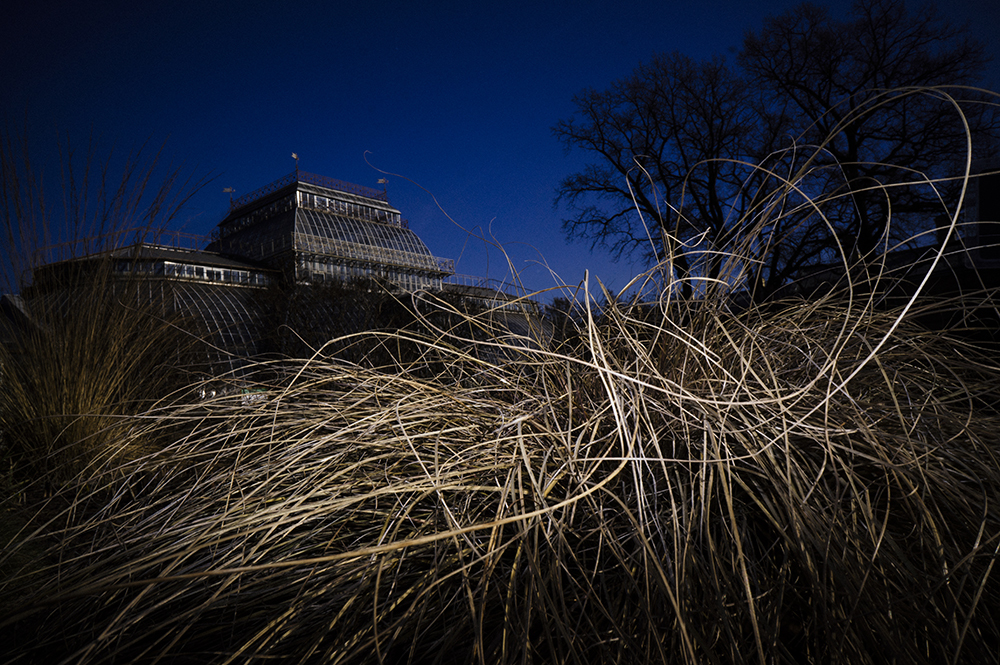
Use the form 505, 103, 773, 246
4, 0, 999, 298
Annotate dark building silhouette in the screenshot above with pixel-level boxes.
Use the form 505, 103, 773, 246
963, 160, 1000, 267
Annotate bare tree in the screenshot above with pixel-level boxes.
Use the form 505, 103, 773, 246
740, 0, 999, 260
555, 0, 1000, 301
553, 52, 778, 299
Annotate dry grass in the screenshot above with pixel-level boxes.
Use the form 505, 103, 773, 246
2, 269, 203, 487
2, 281, 999, 663
0, 132, 209, 486
3, 92, 1000, 663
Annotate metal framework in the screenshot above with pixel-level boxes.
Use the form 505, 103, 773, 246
14, 171, 547, 381
230, 170, 389, 210
213, 172, 454, 291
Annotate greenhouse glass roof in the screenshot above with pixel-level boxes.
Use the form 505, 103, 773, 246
294, 209, 441, 272
213, 171, 453, 279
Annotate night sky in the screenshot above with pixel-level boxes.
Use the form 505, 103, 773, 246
4, 0, 999, 299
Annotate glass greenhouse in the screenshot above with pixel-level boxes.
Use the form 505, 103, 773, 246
10, 171, 547, 383
211, 171, 455, 290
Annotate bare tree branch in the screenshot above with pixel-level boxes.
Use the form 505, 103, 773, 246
555, 0, 1000, 302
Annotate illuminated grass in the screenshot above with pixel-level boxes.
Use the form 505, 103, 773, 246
3, 90, 1000, 663
2, 281, 999, 663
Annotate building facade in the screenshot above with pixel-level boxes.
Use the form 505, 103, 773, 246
209, 171, 455, 291
11, 170, 546, 379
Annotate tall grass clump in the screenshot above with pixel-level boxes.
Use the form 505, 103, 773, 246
0, 131, 209, 486
3, 89, 1000, 663
4, 283, 1000, 664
